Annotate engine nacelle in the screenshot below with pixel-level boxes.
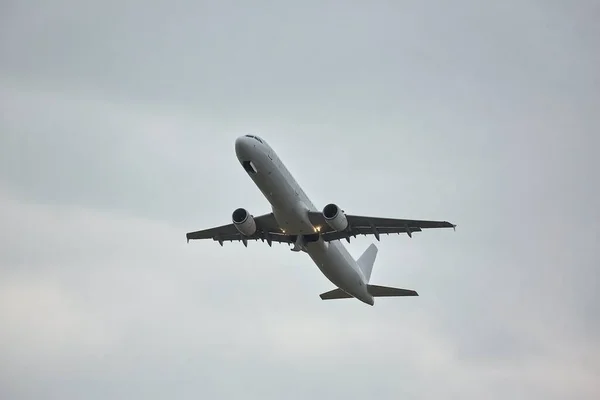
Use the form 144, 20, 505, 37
322, 203, 348, 231
232, 208, 257, 236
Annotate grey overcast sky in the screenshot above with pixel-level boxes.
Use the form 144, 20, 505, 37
1, 0, 599, 398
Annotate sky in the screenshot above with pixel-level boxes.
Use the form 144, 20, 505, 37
1, 0, 599, 398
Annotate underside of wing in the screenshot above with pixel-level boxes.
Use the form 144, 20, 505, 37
186, 222, 240, 241
186, 212, 293, 246
346, 215, 455, 230
308, 211, 456, 242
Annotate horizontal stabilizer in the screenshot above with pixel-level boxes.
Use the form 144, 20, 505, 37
319, 285, 418, 301
367, 284, 418, 297
319, 288, 353, 300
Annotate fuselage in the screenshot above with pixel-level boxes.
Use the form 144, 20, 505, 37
234, 135, 375, 305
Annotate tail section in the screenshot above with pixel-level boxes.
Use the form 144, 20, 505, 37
318, 243, 419, 304
357, 243, 378, 282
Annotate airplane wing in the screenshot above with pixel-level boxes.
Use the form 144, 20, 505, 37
186, 212, 294, 246
187, 211, 455, 246
307, 212, 456, 242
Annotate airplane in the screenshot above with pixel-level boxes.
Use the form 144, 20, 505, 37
186, 135, 456, 306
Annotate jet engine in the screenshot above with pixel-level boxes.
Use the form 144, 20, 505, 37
322, 203, 348, 231
232, 208, 257, 236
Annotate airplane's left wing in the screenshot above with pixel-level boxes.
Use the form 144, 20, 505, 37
308, 212, 455, 242
186, 213, 294, 246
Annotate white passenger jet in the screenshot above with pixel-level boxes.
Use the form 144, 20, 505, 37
186, 135, 456, 306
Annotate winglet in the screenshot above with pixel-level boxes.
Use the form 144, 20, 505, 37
452, 224, 457, 231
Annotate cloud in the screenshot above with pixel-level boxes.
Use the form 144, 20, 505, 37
1, 0, 599, 398
0, 189, 598, 399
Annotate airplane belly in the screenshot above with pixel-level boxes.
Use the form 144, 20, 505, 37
306, 241, 363, 294
272, 204, 315, 234
247, 148, 316, 234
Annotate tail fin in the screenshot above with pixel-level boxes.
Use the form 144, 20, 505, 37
357, 243, 378, 282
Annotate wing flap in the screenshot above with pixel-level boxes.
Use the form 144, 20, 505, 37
321, 225, 423, 241
212, 231, 294, 245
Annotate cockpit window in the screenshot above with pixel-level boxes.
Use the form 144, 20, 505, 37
244, 134, 263, 144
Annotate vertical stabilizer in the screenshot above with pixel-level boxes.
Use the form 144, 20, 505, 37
357, 243, 378, 282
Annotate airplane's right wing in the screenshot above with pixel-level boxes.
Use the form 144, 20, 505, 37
308, 212, 456, 242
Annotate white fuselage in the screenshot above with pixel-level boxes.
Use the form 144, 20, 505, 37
235, 135, 374, 305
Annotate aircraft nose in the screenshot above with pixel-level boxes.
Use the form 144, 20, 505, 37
235, 136, 251, 159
